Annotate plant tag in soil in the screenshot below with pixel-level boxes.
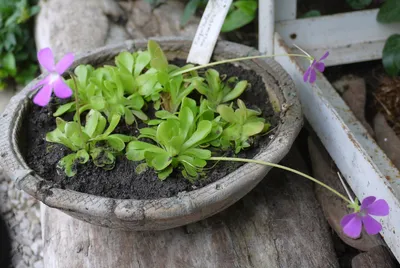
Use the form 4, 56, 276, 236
187, 0, 233, 65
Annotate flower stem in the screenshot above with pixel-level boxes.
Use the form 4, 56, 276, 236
209, 156, 352, 204
172, 54, 311, 76
69, 73, 85, 143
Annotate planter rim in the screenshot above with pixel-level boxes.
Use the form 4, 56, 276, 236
0, 37, 303, 230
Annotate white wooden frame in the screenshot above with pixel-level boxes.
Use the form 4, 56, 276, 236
258, 0, 400, 262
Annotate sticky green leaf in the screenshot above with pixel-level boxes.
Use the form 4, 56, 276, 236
115, 51, 134, 73
127, 94, 145, 110
134, 51, 151, 76
65, 122, 81, 138
155, 110, 177, 119
103, 114, 121, 137
58, 154, 78, 177
108, 134, 135, 143
53, 102, 75, 117
138, 128, 157, 139
146, 151, 172, 170
179, 107, 194, 139
84, 110, 100, 137
107, 136, 125, 151
74, 65, 89, 86
181, 120, 212, 151
184, 148, 211, 160
89, 96, 105, 110
158, 166, 173, 180
45, 129, 63, 144
148, 40, 168, 71
222, 80, 247, 103
242, 121, 265, 137
132, 110, 148, 121
135, 163, 148, 175
217, 105, 236, 123
124, 108, 135, 125
76, 150, 90, 164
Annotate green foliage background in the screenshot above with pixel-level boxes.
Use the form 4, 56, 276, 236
0, 0, 39, 90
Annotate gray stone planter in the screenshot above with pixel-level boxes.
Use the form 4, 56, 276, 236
0, 37, 302, 231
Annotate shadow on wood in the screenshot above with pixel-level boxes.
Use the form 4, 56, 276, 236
42, 145, 339, 268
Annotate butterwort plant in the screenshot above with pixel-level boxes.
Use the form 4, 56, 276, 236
30, 43, 389, 239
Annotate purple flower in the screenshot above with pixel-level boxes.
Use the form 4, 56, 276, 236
340, 196, 389, 238
32, 48, 74, 106
303, 51, 329, 83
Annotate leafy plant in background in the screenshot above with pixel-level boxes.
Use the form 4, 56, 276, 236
300, 10, 322, 18
0, 0, 39, 90
346, 0, 372, 10
376, 0, 400, 76
181, 0, 258, 32
345, 0, 400, 76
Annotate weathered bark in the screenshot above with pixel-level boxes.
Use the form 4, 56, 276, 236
333, 75, 374, 136
374, 113, 400, 170
308, 135, 384, 251
352, 246, 397, 268
42, 146, 339, 268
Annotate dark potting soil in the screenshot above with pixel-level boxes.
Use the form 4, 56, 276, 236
22, 63, 279, 200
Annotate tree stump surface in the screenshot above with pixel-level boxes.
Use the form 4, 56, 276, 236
352, 246, 397, 268
42, 146, 339, 268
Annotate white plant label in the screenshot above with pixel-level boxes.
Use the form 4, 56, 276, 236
187, 0, 233, 65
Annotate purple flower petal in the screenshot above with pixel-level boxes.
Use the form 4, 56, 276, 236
362, 215, 382, 235
53, 78, 73, 99
33, 84, 52, 106
303, 67, 312, 82
361, 196, 376, 210
31, 76, 50, 90
340, 213, 357, 227
319, 51, 329, 61
309, 69, 317, 83
55, 53, 74, 74
342, 213, 362, 238
315, 62, 325, 73
38, 48, 55, 72
366, 199, 389, 216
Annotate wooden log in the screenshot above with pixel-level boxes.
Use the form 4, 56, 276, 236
42, 146, 339, 268
352, 246, 397, 268
374, 113, 400, 170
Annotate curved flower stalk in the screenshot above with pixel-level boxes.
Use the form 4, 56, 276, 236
31, 48, 74, 106
171, 46, 330, 85
209, 156, 390, 239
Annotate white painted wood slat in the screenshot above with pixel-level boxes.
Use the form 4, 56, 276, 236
273, 32, 400, 263
275, 9, 400, 66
